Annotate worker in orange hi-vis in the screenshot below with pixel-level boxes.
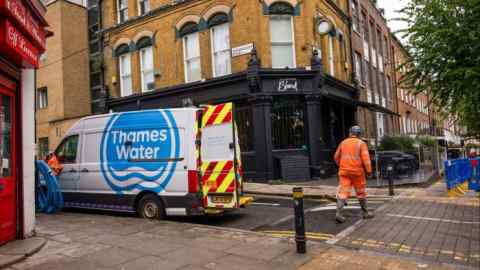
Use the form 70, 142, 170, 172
46, 152, 64, 176
334, 126, 374, 223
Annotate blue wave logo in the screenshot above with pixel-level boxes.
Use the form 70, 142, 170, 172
99, 110, 180, 194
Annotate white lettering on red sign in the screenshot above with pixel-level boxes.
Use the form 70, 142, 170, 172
4, 20, 39, 67
1, 0, 46, 50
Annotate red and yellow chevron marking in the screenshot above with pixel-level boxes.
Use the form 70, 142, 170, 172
202, 103, 233, 128
200, 160, 236, 208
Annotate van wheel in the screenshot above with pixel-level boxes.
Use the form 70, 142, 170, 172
137, 194, 165, 220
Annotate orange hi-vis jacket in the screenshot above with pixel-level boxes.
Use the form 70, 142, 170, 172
334, 136, 372, 176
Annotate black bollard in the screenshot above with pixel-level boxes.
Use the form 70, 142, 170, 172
387, 162, 395, 196
293, 187, 306, 254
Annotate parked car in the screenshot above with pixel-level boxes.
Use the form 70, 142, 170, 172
370, 150, 419, 178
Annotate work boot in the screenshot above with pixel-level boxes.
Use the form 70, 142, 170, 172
359, 198, 374, 219
335, 199, 347, 223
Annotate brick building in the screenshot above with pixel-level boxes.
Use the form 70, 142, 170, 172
36, 0, 91, 158
391, 36, 430, 136
95, 0, 367, 181
348, 0, 399, 143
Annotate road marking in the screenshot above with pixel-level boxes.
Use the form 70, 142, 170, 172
309, 205, 361, 212
326, 219, 364, 245
386, 214, 480, 224
250, 202, 281, 207
260, 230, 334, 241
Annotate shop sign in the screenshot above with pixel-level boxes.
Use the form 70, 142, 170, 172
278, 78, 298, 92
0, 0, 46, 51
232, 43, 253, 57
0, 19, 39, 68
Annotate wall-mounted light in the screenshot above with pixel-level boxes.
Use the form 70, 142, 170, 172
316, 18, 333, 36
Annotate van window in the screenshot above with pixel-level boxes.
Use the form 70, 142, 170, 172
55, 135, 79, 164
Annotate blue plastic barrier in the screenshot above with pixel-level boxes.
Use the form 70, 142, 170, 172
469, 158, 480, 191
445, 158, 480, 193
36, 160, 64, 213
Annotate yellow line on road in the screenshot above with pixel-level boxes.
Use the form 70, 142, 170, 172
260, 230, 334, 240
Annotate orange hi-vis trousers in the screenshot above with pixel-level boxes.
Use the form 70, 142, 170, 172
337, 171, 367, 200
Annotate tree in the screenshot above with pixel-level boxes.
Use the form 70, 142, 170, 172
398, 0, 480, 135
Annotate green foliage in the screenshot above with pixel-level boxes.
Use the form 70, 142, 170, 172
416, 135, 437, 147
398, 0, 480, 135
379, 135, 416, 153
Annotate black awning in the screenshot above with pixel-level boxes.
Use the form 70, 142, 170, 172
356, 100, 400, 116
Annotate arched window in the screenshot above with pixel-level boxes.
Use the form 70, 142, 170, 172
209, 13, 231, 77
268, 2, 295, 68
180, 22, 201, 82
137, 37, 154, 92
115, 44, 133, 97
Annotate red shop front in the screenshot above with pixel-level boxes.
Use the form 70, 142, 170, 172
0, 0, 47, 245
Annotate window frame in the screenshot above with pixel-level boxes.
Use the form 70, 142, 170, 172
117, 0, 128, 24
37, 87, 48, 109
327, 34, 335, 77
139, 46, 154, 92
137, 0, 149, 16
118, 52, 133, 97
182, 31, 202, 83
210, 22, 232, 77
54, 135, 79, 164
269, 14, 296, 69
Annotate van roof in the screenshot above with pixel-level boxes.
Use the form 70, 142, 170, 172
80, 108, 200, 122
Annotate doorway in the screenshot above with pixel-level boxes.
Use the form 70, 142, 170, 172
0, 86, 16, 245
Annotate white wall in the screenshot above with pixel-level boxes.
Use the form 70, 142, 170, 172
22, 69, 36, 237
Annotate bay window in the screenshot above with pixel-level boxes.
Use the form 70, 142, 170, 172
270, 15, 295, 68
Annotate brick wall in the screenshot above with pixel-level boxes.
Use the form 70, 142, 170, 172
102, 0, 353, 98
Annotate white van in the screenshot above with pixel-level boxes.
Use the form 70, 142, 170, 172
52, 103, 251, 219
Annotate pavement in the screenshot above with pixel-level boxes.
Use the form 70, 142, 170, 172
0, 238, 46, 268
333, 181, 480, 268
244, 180, 398, 200
1, 211, 470, 270
2, 177, 478, 270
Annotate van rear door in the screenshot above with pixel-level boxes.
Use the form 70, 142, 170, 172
200, 103, 240, 209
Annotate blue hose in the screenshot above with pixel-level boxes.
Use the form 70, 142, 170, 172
36, 160, 63, 213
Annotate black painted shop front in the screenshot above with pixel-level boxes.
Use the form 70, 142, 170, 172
107, 53, 357, 182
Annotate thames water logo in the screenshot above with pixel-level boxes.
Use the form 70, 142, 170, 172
100, 110, 180, 194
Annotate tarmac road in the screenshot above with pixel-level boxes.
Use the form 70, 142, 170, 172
172, 195, 392, 242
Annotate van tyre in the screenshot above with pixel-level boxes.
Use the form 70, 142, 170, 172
138, 194, 166, 220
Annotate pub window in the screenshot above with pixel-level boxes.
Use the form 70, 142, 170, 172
351, 0, 360, 33
138, 0, 149, 16
117, 0, 128, 24
137, 37, 154, 92
181, 22, 201, 83
271, 98, 306, 149
37, 87, 48, 109
209, 13, 231, 77
235, 105, 253, 152
115, 44, 133, 97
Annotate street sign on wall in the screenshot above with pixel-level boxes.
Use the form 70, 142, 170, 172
232, 43, 253, 57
